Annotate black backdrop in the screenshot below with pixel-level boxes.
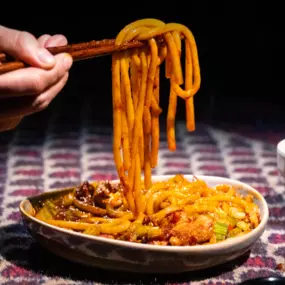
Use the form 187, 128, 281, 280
1, 3, 284, 128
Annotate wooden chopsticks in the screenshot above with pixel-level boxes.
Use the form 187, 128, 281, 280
0, 37, 164, 75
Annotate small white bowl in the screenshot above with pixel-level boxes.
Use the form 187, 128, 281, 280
19, 175, 269, 273
277, 139, 285, 180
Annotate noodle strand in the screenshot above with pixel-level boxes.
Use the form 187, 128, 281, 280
112, 19, 201, 214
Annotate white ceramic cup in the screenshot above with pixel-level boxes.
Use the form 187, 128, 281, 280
277, 139, 285, 180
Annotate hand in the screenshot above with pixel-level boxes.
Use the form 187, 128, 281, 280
0, 25, 73, 131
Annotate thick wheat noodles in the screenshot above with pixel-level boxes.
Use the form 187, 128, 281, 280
111, 19, 201, 215
33, 19, 262, 246
34, 175, 261, 246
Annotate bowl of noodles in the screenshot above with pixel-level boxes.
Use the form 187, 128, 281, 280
19, 174, 269, 273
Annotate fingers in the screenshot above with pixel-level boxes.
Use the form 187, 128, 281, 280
38, 34, 67, 48
38, 34, 51, 47
32, 72, 69, 112
0, 25, 55, 69
45, 34, 67, 47
0, 53, 73, 96
0, 73, 69, 119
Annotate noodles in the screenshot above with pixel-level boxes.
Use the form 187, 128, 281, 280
31, 19, 261, 246
33, 175, 261, 245
111, 19, 201, 215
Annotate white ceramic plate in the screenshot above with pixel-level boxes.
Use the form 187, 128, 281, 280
19, 175, 269, 273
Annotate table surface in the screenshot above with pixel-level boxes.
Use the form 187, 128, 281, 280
0, 98, 285, 285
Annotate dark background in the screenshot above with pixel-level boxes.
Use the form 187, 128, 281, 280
1, 3, 284, 129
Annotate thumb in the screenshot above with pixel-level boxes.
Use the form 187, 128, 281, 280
0, 25, 55, 69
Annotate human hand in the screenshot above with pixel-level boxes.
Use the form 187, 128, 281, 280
0, 25, 73, 131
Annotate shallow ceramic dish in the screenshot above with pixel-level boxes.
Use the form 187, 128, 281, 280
19, 175, 269, 273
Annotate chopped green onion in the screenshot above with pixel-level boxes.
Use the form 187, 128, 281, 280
215, 234, 226, 241
214, 221, 228, 240
217, 216, 237, 227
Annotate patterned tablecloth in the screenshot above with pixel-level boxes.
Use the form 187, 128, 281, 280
0, 97, 285, 285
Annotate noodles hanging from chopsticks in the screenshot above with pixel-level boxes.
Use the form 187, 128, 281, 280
111, 18, 201, 215
32, 19, 261, 246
